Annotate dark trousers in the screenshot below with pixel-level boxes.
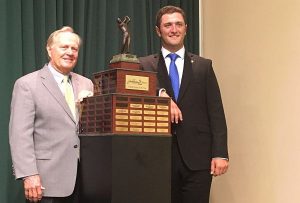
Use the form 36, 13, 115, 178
26, 163, 80, 203
172, 140, 212, 203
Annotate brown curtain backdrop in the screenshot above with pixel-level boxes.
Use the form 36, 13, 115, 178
0, 0, 199, 202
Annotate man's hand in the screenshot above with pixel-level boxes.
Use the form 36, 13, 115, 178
210, 158, 229, 176
160, 91, 183, 123
23, 175, 43, 202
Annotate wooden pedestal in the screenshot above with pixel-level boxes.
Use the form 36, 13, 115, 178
79, 135, 171, 203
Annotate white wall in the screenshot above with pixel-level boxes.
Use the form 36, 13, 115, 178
201, 1, 300, 202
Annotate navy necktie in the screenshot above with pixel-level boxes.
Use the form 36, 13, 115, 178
168, 53, 179, 101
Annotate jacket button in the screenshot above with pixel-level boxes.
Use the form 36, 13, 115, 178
74, 145, 78, 148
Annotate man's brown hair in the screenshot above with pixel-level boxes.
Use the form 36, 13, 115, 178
156, 6, 186, 28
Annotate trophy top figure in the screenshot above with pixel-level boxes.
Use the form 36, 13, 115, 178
117, 16, 131, 54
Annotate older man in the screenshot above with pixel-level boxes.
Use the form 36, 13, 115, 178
9, 26, 93, 203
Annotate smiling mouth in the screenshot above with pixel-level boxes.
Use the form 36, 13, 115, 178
63, 58, 74, 62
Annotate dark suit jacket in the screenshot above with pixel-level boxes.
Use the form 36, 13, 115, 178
139, 52, 228, 170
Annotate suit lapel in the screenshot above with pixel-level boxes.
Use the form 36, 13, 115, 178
177, 52, 193, 103
39, 65, 76, 124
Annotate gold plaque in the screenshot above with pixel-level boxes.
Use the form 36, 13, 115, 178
125, 75, 149, 91
144, 122, 156, 127
144, 116, 155, 121
144, 128, 155, 133
116, 115, 128, 119
157, 105, 169, 110
116, 127, 128, 131
157, 116, 168, 121
130, 115, 142, 120
116, 121, 129, 126
130, 103, 142, 108
130, 122, 142, 126
116, 109, 128, 114
144, 104, 156, 109
157, 128, 169, 133
144, 110, 156, 115
130, 127, 142, 132
157, 111, 169, 116
157, 122, 168, 127
130, 109, 142, 114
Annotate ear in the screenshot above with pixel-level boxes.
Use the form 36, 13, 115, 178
185, 24, 188, 35
155, 26, 161, 37
46, 45, 52, 59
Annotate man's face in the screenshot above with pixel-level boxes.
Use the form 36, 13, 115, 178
47, 32, 79, 74
156, 12, 187, 52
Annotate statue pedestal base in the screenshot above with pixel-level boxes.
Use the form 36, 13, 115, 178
109, 54, 141, 69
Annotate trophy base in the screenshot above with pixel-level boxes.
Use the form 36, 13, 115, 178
109, 54, 141, 70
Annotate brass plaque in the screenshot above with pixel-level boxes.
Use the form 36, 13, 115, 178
130, 109, 142, 114
116, 121, 129, 126
130, 127, 142, 132
144, 122, 156, 127
157, 128, 169, 133
144, 104, 156, 109
144, 128, 155, 133
116, 115, 128, 119
116, 127, 128, 131
157, 111, 169, 116
125, 75, 149, 91
144, 110, 156, 115
157, 116, 168, 121
130, 115, 142, 120
157, 122, 169, 127
144, 116, 155, 121
130, 103, 142, 108
157, 105, 169, 110
116, 109, 128, 114
130, 122, 142, 126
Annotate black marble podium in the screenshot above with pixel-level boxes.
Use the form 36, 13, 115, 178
79, 135, 171, 203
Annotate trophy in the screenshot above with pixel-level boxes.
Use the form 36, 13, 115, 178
79, 16, 171, 135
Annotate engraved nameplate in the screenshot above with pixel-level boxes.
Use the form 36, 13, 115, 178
157, 105, 169, 110
130, 122, 142, 126
116, 109, 129, 113
157, 128, 168, 133
130, 116, 142, 120
144, 116, 156, 121
144, 128, 155, 133
130, 104, 142, 108
157, 117, 168, 121
144, 122, 156, 127
130, 110, 142, 114
125, 75, 149, 91
116, 115, 128, 119
116, 127, 128, 131
144, 110, 156, 115
144, 104, 156, 109
130, 127, 142, 132
116, 121, 129, 126
157, 111, 168, 116
157, 123, 168, 127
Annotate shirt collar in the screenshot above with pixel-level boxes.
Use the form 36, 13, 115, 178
161, 46, 185, 59
48, 63, 71, 83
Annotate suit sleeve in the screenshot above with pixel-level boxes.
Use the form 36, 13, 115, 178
9, 79, 39, 179
206, 62, 228, 159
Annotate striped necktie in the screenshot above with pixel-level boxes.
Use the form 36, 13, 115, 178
168, 53, 180, 101
63, 75, 76, 118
